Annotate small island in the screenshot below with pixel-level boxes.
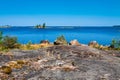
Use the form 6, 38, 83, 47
113, 25, 120, 27
0, 25, 11, 28
34, 23, 46, 28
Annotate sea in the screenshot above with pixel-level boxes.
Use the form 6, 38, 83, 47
0, 26, 120, 45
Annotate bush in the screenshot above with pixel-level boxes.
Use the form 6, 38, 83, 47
54, 35, 67, 45
26, 41, 32, 49
0, 31, 3, 45
2, 36, 19, 49
110, 39, 120, 50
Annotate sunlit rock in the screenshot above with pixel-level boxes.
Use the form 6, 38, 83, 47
88, 41, 99, 47
69, 39, 81, 46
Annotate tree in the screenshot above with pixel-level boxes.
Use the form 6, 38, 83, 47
0, 31, 3, 44
35, 23, 46, 28
42, 23, 46, 28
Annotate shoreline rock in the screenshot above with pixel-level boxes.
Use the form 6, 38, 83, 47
88, 41, 99, 47
69, 39, 81, 46
0, 45, 120, 80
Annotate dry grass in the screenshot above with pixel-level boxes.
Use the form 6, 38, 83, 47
20, 43, 53, 50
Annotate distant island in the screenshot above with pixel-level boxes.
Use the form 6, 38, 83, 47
113, 25, 120, 27
0, 25, 11, 28
34, 23, 46, 28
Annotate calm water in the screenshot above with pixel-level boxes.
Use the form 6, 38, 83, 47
0, 26, 120, 45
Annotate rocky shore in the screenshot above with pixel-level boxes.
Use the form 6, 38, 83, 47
0, 45, 120, 80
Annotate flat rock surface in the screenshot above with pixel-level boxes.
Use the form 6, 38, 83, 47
0, 45, 120, 80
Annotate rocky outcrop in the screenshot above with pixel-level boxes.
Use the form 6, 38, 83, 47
69, 39, 81, 46
0, 45, 120, 80
88, 41, 99, 47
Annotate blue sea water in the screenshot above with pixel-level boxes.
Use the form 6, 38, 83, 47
0, 26, 120, 45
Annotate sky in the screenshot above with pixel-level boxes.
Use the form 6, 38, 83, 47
0, 0, 120, 26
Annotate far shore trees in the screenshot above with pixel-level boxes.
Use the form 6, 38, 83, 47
35, 23, 46, 29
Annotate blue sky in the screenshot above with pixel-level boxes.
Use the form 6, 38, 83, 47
0, 0, 120, 26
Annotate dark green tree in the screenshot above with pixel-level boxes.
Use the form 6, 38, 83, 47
42, 23, 46, 28
35, 23, 46, 28
0, 31, 3, 44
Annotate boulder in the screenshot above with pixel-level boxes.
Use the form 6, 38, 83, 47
40, 40, 49, 44
54, 40, 68, 45
69, 39, 81, 46
1, 46, 120, 80
54, 39, 68, 45
88, 41, 99, 47
54, 40, 63, 45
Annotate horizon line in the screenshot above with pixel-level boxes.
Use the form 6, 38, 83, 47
10, 25, 114, 27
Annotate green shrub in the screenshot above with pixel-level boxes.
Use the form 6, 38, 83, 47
2, 36, 18, 49
0, 31, 20, 50
110, 39, 120, 50
26, 40, 32, 49
54, 35, 67, 45
0, 31, 3, 45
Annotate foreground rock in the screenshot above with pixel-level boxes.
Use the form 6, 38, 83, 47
0, 45, 120, 80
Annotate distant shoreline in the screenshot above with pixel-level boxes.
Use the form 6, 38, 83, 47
2, 26, 113, 28
11, 26, 113, 27
0, 25, 11, 28
113, 25, 120, 27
